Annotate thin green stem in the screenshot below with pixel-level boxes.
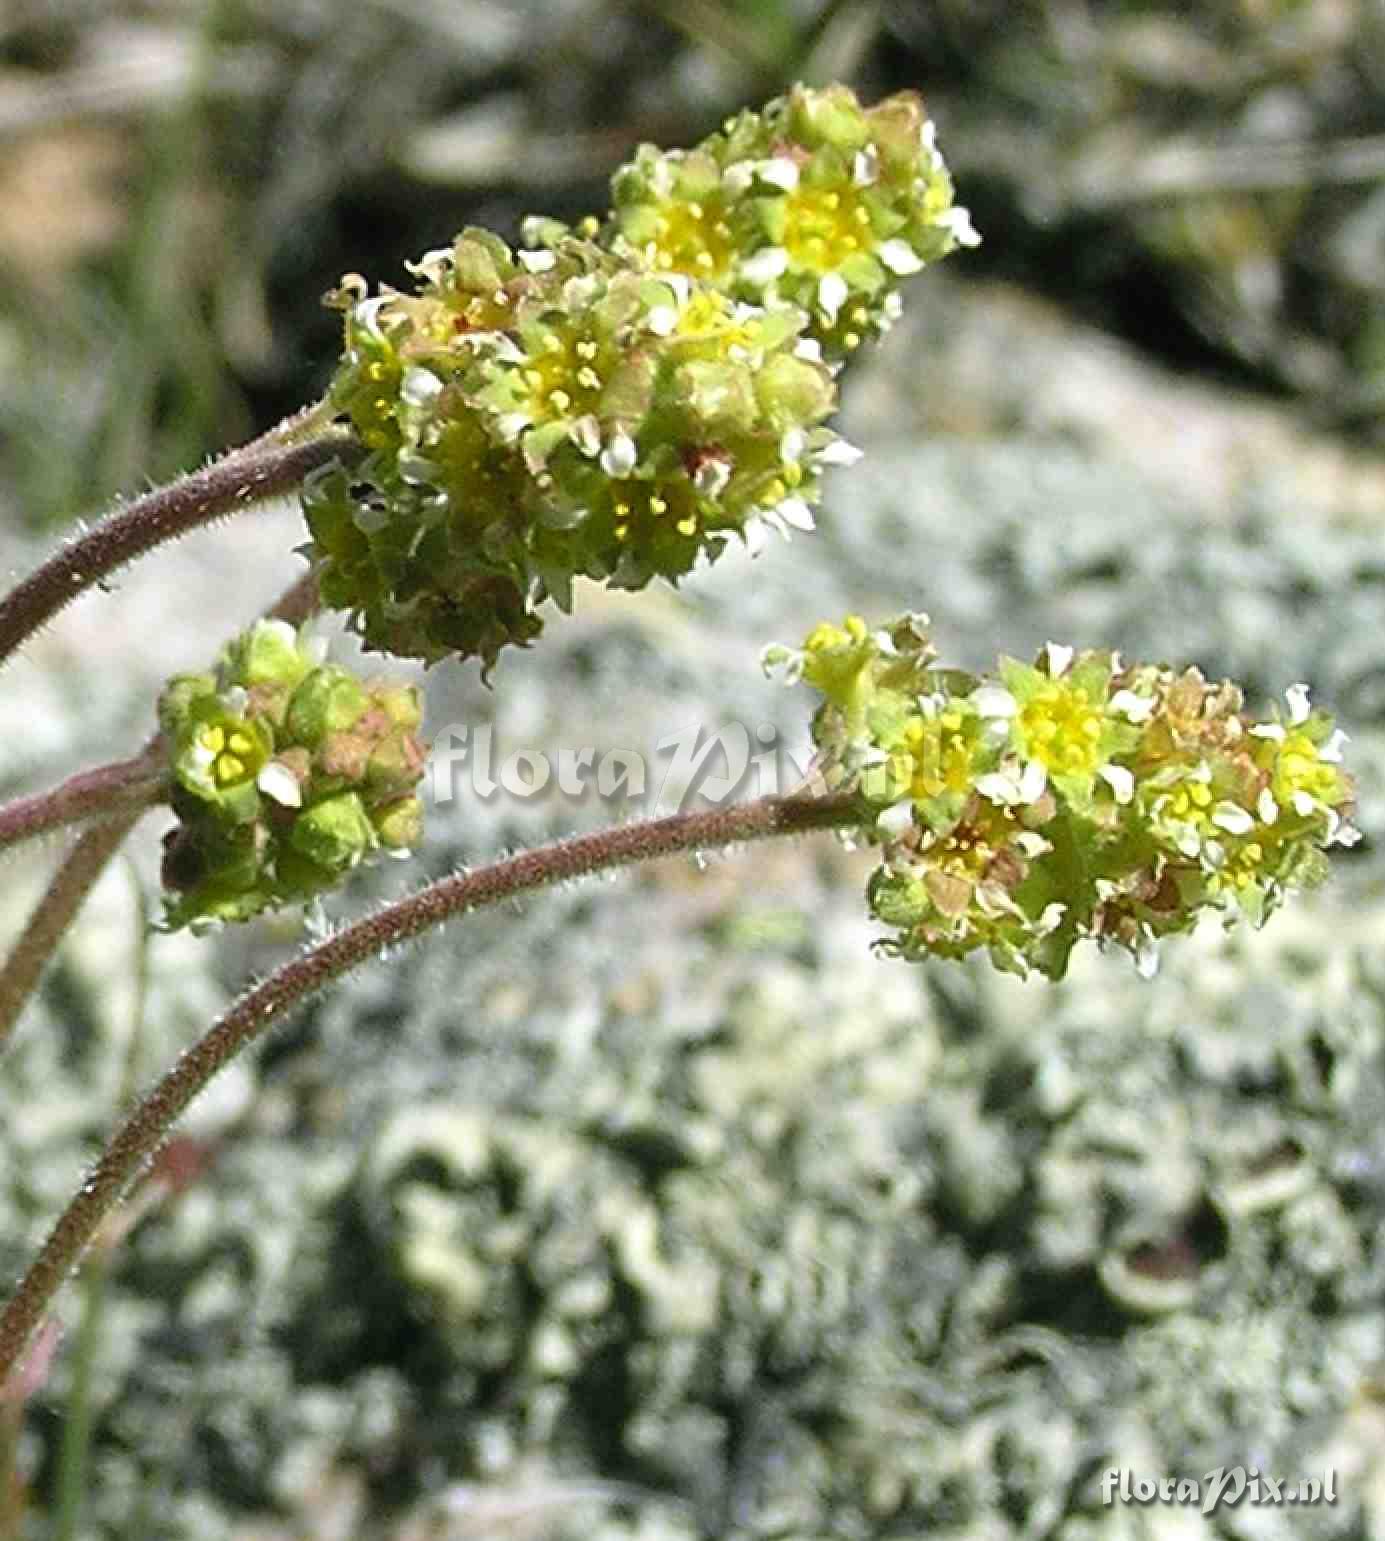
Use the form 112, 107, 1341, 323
51, 875, 150, 1541
0, 789, 859, 1379
0, 412, 351, 668
49, 1261, 107, 1541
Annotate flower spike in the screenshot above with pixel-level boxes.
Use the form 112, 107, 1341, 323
771, 615, 1357, 980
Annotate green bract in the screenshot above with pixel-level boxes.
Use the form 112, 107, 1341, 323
157, 619, 426, 930
769, 615, 1358, 981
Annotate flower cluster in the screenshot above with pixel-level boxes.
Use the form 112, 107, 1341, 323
157, 620, 426, 930
309, 84, 972, 671
769, 615, 1357, 980
309, 232, 842, 668
595, 81, 977, 364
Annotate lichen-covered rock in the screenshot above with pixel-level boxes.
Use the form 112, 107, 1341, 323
7, 403, 1385, 1539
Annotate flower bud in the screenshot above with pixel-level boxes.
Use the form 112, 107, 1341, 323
285, 666, 370, 748
372, 795, 424, 851
289, 792, 375, 874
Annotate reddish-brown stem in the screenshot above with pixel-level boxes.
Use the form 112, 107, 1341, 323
0, 565, 321, 856
0, 751, 166, 851
0, 427, 350, 668
0, 814, 144, 1052
0, 571, 324, 1049
0, 789, 859, 1377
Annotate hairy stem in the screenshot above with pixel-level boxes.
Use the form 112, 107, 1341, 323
0, 572, 323, 1049
0, 410, 350, 667
0, 789, 859, 1377
0, 750, 166, 852
0, 815, 145, 1052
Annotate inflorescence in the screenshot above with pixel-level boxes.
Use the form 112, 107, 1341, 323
158, 620, 426, 930
147, 86, 1356, 964
306, 83, 973, 670
768, 615, 1358, 980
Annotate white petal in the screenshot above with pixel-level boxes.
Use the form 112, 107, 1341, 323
661, 272, 692, 307
878, 239, 925, 276
1286, 683, 1312, 724
1016, 832, 1053, 859
600, 432, 638, 478
818, 272, 849, 322
970, 685, 1018, 719
1291, 790, 1317, 817
646, 305, 678, 337
399, 367, 443, 408
793, 337, 825, 363
517, 248, 556, 273
1320, 729, 1347, 764
814, 438, 865, 468
780, 428, 807, 463
1211, 801, 1255, 835
1135, 937, 1160, 979
1045, 642, 1074, 677
1018, 759, 1049, 804
1036, 902, 1066, 936
852, 147, 879, 186
741, 247, 790, 286
1099, 764, 1135, 804
742, 517, 769, 558
1250, 723, 1285, 741
776, 497, 815, 532
353, 295, 393, 339
721, 162, 754, 196
1257, 789, 1280, 824
1175, 827, 1203, 859
257, 762, 303, 809
1109, 689, 1155, 724
756, 157, 799, 191
877, 801, 914, 839
975, 772, 1021, 805
940, 205, 981, 247
570, 414, 602, 457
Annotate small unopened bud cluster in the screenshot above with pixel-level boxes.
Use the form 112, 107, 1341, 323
310, 84, 971, 671
767, 615, 1357, 980
157, 620, 426, 930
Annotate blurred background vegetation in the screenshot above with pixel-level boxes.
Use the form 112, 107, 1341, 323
1, 0, 1383, 533
5, 2, 1385, 1538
